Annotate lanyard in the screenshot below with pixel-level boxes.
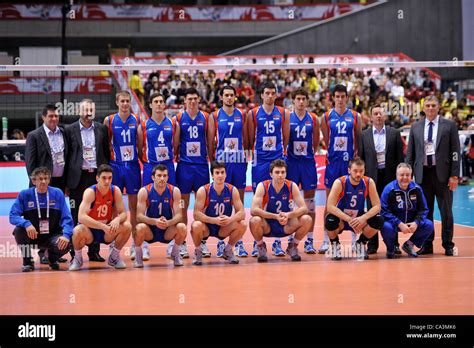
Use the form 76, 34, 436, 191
34, 188, 49, 220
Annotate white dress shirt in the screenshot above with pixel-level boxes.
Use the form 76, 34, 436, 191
373, 125, 386, 169
43, 124, 65, 177
423, 115, 439, 166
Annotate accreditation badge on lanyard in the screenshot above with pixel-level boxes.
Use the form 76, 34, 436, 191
35, 188, 50, 234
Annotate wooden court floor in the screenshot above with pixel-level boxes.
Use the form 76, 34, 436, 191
0, 208, 472, 315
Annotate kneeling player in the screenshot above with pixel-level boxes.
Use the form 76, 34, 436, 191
191, 161, 246, 265
249, 159, 312, 262
135, 164, 187, 267
325, 158, 384, 260
69, 164, 131, 271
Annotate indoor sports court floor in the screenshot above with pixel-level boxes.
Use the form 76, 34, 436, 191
0, 186, 472, 315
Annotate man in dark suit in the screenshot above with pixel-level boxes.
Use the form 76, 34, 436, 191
359, 104, 405, 254
406, 96, 460, 256
25, 104, 69, 264
65, 99, 110, 262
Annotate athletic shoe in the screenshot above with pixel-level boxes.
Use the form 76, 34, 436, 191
286, 241, 301, 261
272, 240, 285, 257
130, 244, 136, 261
223, 246, 239, 264
142, 243, 150, 261
234, 241, 248, 257
180, 241, 189, 259
402, 241, 418, 257
192, 248, 203, 266
108, 255, 126, 269
318, 241, 330, 254
257, 242, 268, 263
216, 240, 225, 258
201, 240, 211, 258
355, 242, 369, 260
251, 241, 259, 257
22, 264, 34, 272
331, 242, 342, 261
166, 240, 174, 259
69, 258, 83, 271
304, 238, 316, 254
172, 247, 184, 267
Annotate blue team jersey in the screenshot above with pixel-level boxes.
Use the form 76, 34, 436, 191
204, 183, 234, 218
325, 108, 359, 164
288, 111, 318, 160
177, 110, 209, 164
145, 183, 174, 220
108, 113, 140, 163
214, 108, 246, 163
252, 106, 285, 161
261, 179, 294, 213
336, 175, 370, 217
141, 116, 175, 164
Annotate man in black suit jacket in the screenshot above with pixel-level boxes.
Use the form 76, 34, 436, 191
406, 96, 460, 256
359, 104, 405, 254
65, 99, 110, 262
25, 104, 69, 264
25, 104, 68, 191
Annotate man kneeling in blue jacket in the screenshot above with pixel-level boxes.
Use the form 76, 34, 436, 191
380, 163, 433, 258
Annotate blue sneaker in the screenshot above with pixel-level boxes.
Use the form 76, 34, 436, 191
304, 238, 316, 254
216, 240, 225, 258
234, 241, 249, 257
272, 240, 285, 257
251, 241, 259, 257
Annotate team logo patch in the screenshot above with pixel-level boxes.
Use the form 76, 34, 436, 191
224, 198, 231, 203
129, 124, 136, 129
273, 116, 280, 120
305, 121, 312, 125
344, 117, 352, 121
358, 190, 364, 195
410, 195, 417, 200
49, 200, 55, 206
197, 121, 204, 126
28, 201, 34, 208
164, 198, 169, 203
282, 194, 288, 200
163, 126, 171, 130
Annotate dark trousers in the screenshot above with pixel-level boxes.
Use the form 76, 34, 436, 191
13, 227, 70, 265
421, 166, 455, 249
69, 169, 100, 255
368, 169, 399, 251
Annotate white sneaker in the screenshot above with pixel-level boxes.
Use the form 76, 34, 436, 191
108, 255, 126, 269
130, 245, 136, 261
180, 241, 189, 259
69, 258, 83, 271
166, 240, 175, 259
133, 259, 143, 268
142, 243, 150, 261
201, 240, 211, 258
317, 241, 330, 254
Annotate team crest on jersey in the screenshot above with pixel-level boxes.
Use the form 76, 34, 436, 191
28, 201, 34, 208
358, 190, 364, 195
234, 117, 241, 122
264, 138, 274, 149
163, 126, 171, 130
410, 195, 417, 200
189, 144, 199, 154
197, 121, 204, 126
396, 195, 402, 202
226, 139, 237, 151
335, 137, 347, 150
157, 148, 169, 159
344, 117, 352, 121
282, 194, 288, 200
296, 143, 306, 153
164, 198, 169, 203
128, 124, 136, 129
49, 200, 55, 206
224, 197, 231, 203
273, 116, 280, 120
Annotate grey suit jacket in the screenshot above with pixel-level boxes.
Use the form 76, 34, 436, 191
358, 126, 404, 183
406, 116, 460, 184
64, 120, 110, 190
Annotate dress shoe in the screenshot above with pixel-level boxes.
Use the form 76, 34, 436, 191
88, 252, 106, 262
402, 241, 418, 257
445, 247, 454, 256
416, 245, 433, 255
394, 245, 402, 255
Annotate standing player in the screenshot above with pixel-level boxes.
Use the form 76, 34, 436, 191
249, 159, 312, 262
191, 161, 247, 265
325, 159, 384, 260
247, 82, 290, 257
134, 164, 187, 267
208, 85, 249, 258
104, 91, 146, 261
318, 84, 362, 253
286, 88, 320, 254
173, 88, 211, 258
69, 164, 132, 271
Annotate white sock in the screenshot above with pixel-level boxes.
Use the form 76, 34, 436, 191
74, 250, 83, 262
111, 246, 120, 259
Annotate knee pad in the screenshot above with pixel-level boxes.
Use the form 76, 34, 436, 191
367, 214, 384, 230
325, 214, 340, 231
304, 198, 315, 213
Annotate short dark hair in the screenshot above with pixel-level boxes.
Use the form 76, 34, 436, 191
184, 87, 200, 98
210, 161, 226, 175
42, 104, 58, 117
292, 88, 309, 99
369, 103, 383, 115
332, 84, 348, 97
149, 93, 165, 104
260, 81, 277, 94
97, 164, 113, 177
220, 85, 236, 96
349, 158, 365, 168
269, 159, 287, 173
152, 164, 168, 176
31, 167, 51, 179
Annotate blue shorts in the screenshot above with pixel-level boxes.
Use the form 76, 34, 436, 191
142, 161, 176, 187
206, 223, 226, 240
176, 162, 210, 194
110, 160, 141, 194
286, 158, 317, 191
324, 160, 350, 189
252, 160, 272, 191
89, 228, 112, 245
225, 162, 247, 189
264, 219, 288, 238
146, 226, 173, 244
